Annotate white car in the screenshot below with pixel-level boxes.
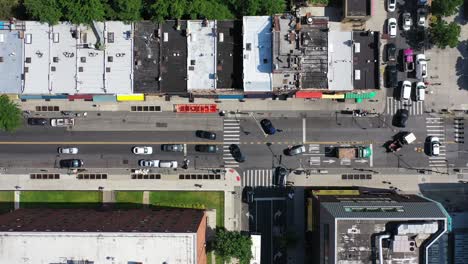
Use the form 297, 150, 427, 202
416, 54, 428, 79
387, 0, 396, 12
132, 146, 153, 155
58, 147, 79, 154
388, 18, 397, 38
402, 12, 412, 31
429, 136, 440, 156
401, 80, 411, 101
139, 160, 157, 167
154, 160, 178, 168
417, 8, 427, 27
416, 82, 426, 101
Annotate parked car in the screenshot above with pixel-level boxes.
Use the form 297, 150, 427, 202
139, 160, 156, 167
274, 166, 288, 187
27, 118, 48, 126
388, 18, 397, 38
286, 145, 306, 156
195, 144, 218, 153
400, 80, 412, 101
260, 119, 276, 135
58, 147, 79, 154
59, 159, 83, 168
132, 146, 153, 155
417, 8, 427, 27
416, 82, 426, 101
386, 43, 397, 62
402, 48, 415, 72
428, 136, 440, 156
50, 118, 75, 127
402, 12, 412, 31
387, 0, 396, 12
154, 160, 178, 168
393, 109, 409, 128
386, 65, 398, 88
161, 144, 184, 152
195, 130, 216, 140
416, 54, 428, 79
229, 144, 245, 162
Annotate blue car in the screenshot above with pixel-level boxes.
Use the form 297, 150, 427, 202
260, 119, 276, 135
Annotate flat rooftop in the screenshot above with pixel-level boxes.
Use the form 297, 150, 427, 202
328, 31, 353, 91
0, 28, 23, 93
352, 31, 380, 89
346, 0, 371, 17
216, 20, 243, 89
242, 16, 272, 92
23, 21, 50, 94
160, 20, 188, 94
133, 21, 160, 93
187, 20, 217, 90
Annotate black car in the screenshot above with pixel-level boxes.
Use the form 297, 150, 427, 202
386, 65, 398, 88
274, 166, 288, 187
27, 118, 48, 126
229, 144, 245, 162
386, 43, 397, 62
195, 144, 218, 153
59, 159, 83, 168
393, 109, 409, 128
260, 119, 276, 135
161, 144, 184, 152
242, 186, 254, 203
195, 130, 216, 140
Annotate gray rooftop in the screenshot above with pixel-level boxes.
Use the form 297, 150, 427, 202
187, 20, 216, 90
327, 31, 353, 91
133, 21, 160, 93
0, 28, 23, 93
216, 20, 243, 89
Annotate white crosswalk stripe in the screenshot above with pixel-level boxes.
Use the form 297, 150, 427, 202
426, 117, 446, 167
223, 119, 241, 167
242, 169, 273, 187
386, 97, 424, 115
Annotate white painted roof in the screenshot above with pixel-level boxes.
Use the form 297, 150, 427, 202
187, 20, 216, 90
50, 22, 77, 94
0, 231, 197, 264
242, 16, 272, 92
0, 29, 23, 93
327, 31, 353, 91
23, 21, 50, 94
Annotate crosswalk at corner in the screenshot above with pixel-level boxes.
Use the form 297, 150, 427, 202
242, 169, 273, 187
223, 118, 240, 168
386, 97, 424, 115
426, 117, 446, 167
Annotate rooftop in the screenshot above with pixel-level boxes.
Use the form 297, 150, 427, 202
49, 22, 77, 94
23, 21, 50, 94
187, 20, 217, 90
0, 28, 23, 93
133, 21, 160, 93
160, 20, 188, 94
327, 31, 353, 91
242, 16, 272, 92
216, 20, 243, 89
345, 0, 371, 17
352, 31, 380, 89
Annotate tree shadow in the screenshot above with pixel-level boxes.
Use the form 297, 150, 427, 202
456, 40, 468, 91
453, 3, 468, 26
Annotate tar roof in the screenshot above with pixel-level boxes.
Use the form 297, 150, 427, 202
242, 16, 272, 92
187, 20, 216, 90
346, 0, 371, 17
160, 20, 187, 94
216, 20, 243, 89
352, 31, 380, 89
0, 29, 23, 93
328, 31, 353, 91
133, 21, 160, 93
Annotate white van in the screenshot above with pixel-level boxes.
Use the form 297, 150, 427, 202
416, 54, 428, 79
416, 82, 426, 101
401, 80, 411, 101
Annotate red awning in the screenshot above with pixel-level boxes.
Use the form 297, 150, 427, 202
295, 91, 322, 99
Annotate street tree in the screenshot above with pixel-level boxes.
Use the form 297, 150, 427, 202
62, 0, 106, 24
108, 0, 142, 22
0, 95, 22, 132
24, 0, 62, 24
431, 0, 463, 17
213, 228, 253, 264
150, 0, 171, 22
430, 20, 461, 49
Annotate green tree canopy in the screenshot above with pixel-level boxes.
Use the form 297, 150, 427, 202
24, 0, 62, 24
213, 228, 253, 264
431, 0, 463, 17
0, 95, 22, 132
62, 0, 106, 24
107, 0, 142, 22
430, 20, 461, 49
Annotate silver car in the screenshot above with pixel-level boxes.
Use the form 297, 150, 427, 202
286, 145, 306, 156
58, 147, 79, 154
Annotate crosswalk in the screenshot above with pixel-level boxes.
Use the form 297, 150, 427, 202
223, 118, 241, 168
426, 117, 446, 167
386, 97, 424, 115
454, 117, 465, 144
242, 169, 273, 187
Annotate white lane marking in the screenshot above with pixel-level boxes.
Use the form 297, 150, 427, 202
184, 144, 187, 156
369, 143, 373, 167
303, 118, 307, 142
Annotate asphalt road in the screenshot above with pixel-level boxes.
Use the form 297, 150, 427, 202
0, 112, 464, 171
